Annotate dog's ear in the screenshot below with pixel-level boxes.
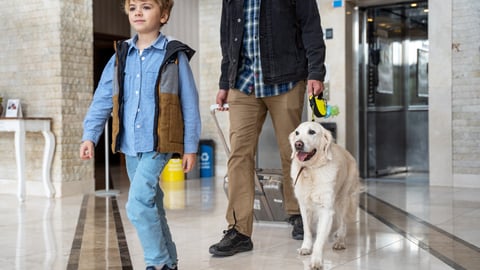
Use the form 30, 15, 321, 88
321, 127, 333, 160
289, 131, 296, 159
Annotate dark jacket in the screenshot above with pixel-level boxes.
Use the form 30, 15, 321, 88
111, 39, 195, 155
219, 0, 326, 90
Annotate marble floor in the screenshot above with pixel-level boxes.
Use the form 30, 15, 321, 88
1, 168, 479, 270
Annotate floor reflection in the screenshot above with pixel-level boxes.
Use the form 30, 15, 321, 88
14, 198, 58, 270
161, 180, 186, 210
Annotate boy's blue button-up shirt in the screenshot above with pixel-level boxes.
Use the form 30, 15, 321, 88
82, 34, 201, 156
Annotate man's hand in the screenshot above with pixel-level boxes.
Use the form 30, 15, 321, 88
80, 140, 94, 160
182, 153, 197, 173
215, 89, 229, 111
307, 80, 324, 97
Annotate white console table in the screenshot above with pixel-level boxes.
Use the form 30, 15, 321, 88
0, 118, 56, 201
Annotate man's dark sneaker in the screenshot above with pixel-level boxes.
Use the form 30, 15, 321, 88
209, 228, 253, 256
289, 215, 304, 240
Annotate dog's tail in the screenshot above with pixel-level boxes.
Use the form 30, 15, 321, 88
347, 176, 365, 222
357, 180, 367, 194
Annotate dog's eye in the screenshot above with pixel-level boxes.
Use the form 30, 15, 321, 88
295, 131, 299, 135
308, 129, 316, 135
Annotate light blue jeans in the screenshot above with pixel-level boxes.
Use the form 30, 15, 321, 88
125, 152, 177, 268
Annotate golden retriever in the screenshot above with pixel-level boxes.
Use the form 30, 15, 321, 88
289, 121, 361, 269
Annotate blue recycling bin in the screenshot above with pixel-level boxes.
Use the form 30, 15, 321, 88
199, 139, 215, 178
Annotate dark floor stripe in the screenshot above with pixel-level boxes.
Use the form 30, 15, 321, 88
360, 192, 480, 270
111, 196, 133, 269
66, 195, 89, 270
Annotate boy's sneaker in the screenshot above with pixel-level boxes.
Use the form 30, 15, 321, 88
289, 215, 304, 240
209, 228, 253, 256
146, 265, 177, 270
161, 265, 177, 270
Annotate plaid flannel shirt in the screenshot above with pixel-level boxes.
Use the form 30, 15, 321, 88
234, 0, 296, 98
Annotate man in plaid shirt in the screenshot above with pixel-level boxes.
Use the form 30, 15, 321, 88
210, 0, 326, 257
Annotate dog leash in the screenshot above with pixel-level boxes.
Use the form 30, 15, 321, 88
309, 94, 339, 120
294, 167, 305, 186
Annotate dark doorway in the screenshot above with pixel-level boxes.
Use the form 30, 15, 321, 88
93, 35, 129, 191
93, 0, 130, 190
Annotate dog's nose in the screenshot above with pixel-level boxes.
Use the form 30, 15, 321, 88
295, 140, 304, 150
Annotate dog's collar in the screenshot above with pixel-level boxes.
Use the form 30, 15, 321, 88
294, 167, 305, 186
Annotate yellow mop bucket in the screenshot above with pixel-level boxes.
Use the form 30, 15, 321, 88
161, 158, 185, 182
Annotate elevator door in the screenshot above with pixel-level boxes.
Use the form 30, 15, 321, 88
359, 2, 429, 178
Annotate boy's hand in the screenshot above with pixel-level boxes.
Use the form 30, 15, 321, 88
182, 153, 197, 173
80, 141, 95, 160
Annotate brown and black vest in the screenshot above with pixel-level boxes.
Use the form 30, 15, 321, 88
111, 39, 195, 155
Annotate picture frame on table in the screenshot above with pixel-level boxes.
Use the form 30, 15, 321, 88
5, 99, 23, 118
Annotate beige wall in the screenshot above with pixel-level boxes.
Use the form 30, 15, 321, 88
428, 0, 453, 186
0, 1, 94, 197
198, 1, 226, 176
451, 0, 480, 187
316, 1, 348, 149
429, 0, 480, 187
163, 0, 200, 84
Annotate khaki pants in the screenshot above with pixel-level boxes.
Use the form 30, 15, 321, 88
226, 81, 306, 237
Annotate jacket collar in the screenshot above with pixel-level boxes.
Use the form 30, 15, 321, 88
126, 32, 168, 55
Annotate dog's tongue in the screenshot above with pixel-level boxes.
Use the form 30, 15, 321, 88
297, 152, 310, 162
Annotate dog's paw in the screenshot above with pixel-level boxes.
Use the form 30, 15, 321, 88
309, 257, 323, 269
333, 242, 347, 250
332, 241, 346, 250
298, 247, 312, 255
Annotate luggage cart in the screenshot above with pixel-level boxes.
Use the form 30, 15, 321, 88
210, 104, 289, 222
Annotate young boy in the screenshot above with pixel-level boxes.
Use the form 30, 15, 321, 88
79, 1, 200, 269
